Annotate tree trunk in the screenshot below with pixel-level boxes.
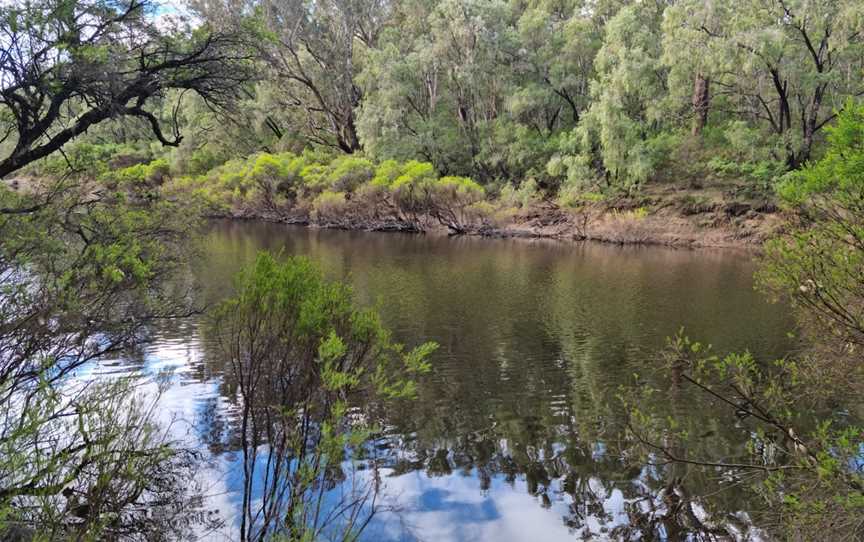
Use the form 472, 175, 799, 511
797, 83, 827, 168
336, 109, 362, 153
691, 73, 710, 137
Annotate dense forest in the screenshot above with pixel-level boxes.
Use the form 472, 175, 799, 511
4, 0, 864, 233
1, 0, 863, 540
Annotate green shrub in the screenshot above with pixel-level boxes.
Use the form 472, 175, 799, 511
558, 188, 605, 208
105, 159, 171, 193
392, 161, 437, 215
466, 200, 498, 225
354, 180, 390, 211
548, 153, 600, 198
707, 157, 785, 193
299, 162, 330, 194
371, 159, 403, 188
247, 153, 299, 205
429, 176, 485, 231
35, 143, 128, 178
184, 146, 226, 175
431, 176, 484, 207
327, 156, 375, 192
311, 190, 349, 223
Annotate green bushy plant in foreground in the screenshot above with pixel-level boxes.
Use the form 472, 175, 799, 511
210, 252, 437, 539
621, 104, 864, 541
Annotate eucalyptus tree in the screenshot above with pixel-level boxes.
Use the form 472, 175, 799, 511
550, 1, 668, 193
358, 0, 603, 183
513, 1, 598, 129
358, 0, 514, 179
191, 0, 391, 153
0, 0, 253, 179
255, 0, 391, 152
663, 0, 864, 166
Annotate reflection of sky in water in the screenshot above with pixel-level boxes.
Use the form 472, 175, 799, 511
78, 330, 640, 541
366, 471, 629, 542
68, 224, 805, 541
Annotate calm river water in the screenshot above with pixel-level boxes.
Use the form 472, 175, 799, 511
95, 221, 795, 541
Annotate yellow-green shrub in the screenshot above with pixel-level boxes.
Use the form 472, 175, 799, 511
311, 190, 349, 223
248, 153, 301, 204
106, 158, 170, 188
429, 176, 485, 230
371, 160, 403, 188
499, 178, 542, 208
327, 156, 375, 192
391, 161, 437, 215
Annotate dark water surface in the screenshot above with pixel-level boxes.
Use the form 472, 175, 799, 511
112, 221, 795, 540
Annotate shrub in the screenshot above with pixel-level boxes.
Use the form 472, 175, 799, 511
327, 156, 375, 192
558, 187, 606, 209
184, 146, 226, 175
104, 159, 171, 197
354, 181, 391, 214
248, 153, 297, 205
311, 190, 349, 224
431, 176, 484, 208
391, 161, 437, 217
299, 162, 331, 195
466, 200, 497, 225
707, 157, 786, 194
499, 178, 542, 208
371, 159, 403, 188
429, 176, 485, 232
548, 153, 600, 201
210, 252, 436, 540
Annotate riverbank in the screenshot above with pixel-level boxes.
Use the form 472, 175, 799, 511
216, 188, 785, 249
4, 173, 784, 249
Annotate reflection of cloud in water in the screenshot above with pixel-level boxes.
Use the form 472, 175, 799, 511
64, 224, 798, 540
139, 333, 634, 542
143, 356, 241, 540
366, 470, 629, 542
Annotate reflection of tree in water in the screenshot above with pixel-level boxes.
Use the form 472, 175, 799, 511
181, 224, 792, 539
368, 319, 769, 540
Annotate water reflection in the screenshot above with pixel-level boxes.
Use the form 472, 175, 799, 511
132, 221, 793, 540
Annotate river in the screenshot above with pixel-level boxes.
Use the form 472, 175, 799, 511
92, 220, 794, 541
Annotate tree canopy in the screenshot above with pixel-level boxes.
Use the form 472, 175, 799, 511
0, 0, 253, 178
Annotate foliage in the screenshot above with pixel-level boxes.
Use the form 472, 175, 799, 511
210, 252, 436, 540
761, 102, 864, 348
105, 158, 171, 190
428, 176, 486, 232
389, 160, 437, 225
568, 3, 668, 193
357, 0, 594, 183
311, 190, 350, 225
620, 102, 864, 540
327, 156, 376, 193
0, 0, 253, 178
663, 0, 864, 167
622, 332, 864, 540
0, 178, 212, 539
498, 178, 542, 209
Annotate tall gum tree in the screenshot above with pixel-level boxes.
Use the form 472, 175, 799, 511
663, 0, 864, 167
358, 0, 603, 182
566, 1, 668, 192
0, 0, 253, 179
192, 0, 390, 153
